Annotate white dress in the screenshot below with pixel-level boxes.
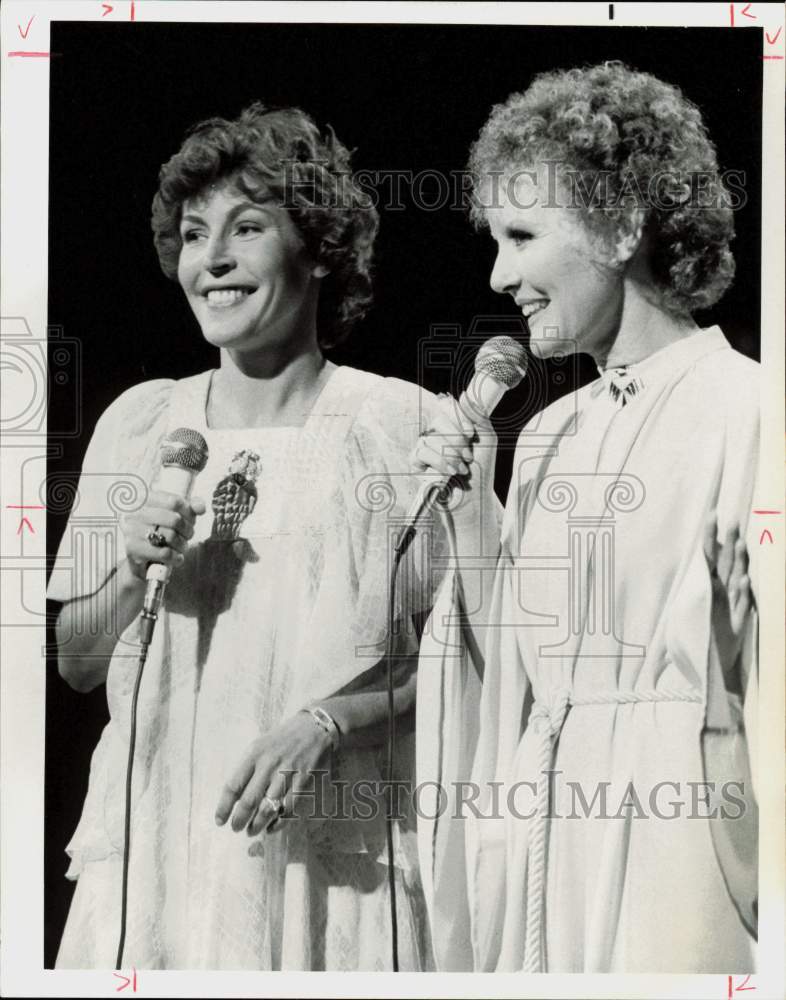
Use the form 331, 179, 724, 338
417, 327, 759, 973
49, 365, 456, 970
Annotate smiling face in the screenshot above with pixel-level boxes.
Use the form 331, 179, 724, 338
177, 182, 323, 356
483, 168, 624, 362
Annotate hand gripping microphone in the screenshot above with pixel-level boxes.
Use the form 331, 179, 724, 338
139, 427, 209, 646
397, 336, 528, 552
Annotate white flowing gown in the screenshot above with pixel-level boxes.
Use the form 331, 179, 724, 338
417, 327, 759, 973
49, 365, 458, 970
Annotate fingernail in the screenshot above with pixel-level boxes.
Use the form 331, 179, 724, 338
458, 462, 469, 475
215, 814, 225, 826
462, 448, 473, 461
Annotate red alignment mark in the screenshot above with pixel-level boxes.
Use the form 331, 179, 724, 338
113, 967, 137, 991
130, 1, 135, 20
766, 27, 782, 44
7, 506, 45, 535
741, 3, 756, 18
762, 55, 784, 59
102, 3, 114, 15
18, 16, 34, 38
729, 973, 757, 997
730, 4, 734, 27
759, 530, 773, 544
753, 509, 781, 514
7, 51, 50, 57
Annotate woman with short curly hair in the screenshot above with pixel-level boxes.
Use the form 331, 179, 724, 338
415, 63, 758, 973
151, 102, 377, 347
49, 103, 450, 970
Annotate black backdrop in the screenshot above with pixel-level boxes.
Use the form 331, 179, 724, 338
45, 20, 762, 966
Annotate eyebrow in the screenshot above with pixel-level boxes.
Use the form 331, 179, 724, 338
180, 199, 277, 225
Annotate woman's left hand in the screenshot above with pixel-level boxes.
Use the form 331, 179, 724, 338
703, 514, 755, 684
214, 711, 333, 848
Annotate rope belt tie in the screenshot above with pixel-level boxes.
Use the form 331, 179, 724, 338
521, 685, 703, 974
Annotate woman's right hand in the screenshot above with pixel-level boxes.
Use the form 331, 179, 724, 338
122, 490, 206, 581
411, 394, 483, 480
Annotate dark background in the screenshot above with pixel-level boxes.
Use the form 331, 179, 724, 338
45, 20, 762, 966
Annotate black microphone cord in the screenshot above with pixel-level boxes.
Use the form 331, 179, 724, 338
384, 483, 446, 973
384, 535, 411, 973
115, 609, 156, 970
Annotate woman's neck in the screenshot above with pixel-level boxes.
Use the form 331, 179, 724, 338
208, 347, 335, 428
595, 272, 699, 370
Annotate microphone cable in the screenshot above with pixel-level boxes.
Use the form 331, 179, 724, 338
384, 481, 448, 972
115, 607, 157, 970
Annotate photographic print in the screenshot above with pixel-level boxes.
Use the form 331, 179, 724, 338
1, 3, 783, 998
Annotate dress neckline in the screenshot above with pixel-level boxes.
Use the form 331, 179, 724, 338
595, 326, 728, 384
197, 365, 346, 433
592, 326, 729, 404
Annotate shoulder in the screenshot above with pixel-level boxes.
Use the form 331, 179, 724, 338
696, 339, 759, 388
690, 336, 760, 427
95, 378, 175, 429
343, 367, 436, 435
84, 378, 176, 467
337, 368, 436, 471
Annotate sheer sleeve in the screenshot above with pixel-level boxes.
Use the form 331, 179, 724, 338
46, 380, 174, 604
338, 378, 455, 665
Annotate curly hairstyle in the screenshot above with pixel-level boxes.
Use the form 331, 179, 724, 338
151, 102, 379, 347
468, 62, 736, 314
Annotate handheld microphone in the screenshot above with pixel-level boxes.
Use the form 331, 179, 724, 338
140, 427, 209, 645
381, 336, 527, 968
116, 426, 208, 969
398, 336, 528, 550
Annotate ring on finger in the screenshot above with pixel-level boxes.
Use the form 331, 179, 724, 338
258, 795, 284, 831
265, 811, 283, 832
147, 527, 167, 548
261, 794, 283, 816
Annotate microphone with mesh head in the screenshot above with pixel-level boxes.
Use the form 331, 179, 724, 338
459, 335, 529, 423
140, 428, 209, 645
397, 336, 527, 551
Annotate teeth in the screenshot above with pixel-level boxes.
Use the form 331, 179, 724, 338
206, 289, 249, 306
521, 300, 548, 319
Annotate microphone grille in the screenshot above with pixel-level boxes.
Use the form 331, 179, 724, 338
475, 336, 528, 389
160, 427, 209, 472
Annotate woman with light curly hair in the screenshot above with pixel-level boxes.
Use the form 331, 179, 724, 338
415, 63, 758, 973
48, 103, 453, 970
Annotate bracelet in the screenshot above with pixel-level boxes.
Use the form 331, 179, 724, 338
300, 706, 342, 751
